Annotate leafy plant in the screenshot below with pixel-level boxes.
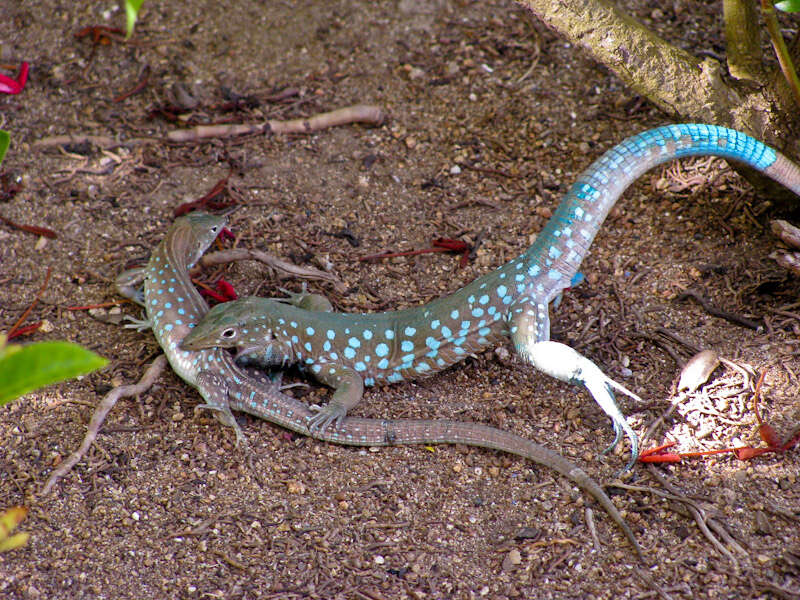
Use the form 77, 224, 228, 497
0, 337, 108, 406
775, 0, 800, 11
0, 506, 29, 553
766, 0, 800, 107
0, 130, 9, 165
125, 0, 145, 38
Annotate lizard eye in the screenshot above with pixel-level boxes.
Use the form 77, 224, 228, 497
220, 327, 237, 339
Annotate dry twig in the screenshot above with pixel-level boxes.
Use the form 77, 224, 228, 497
41, 355, 168, 495
166, 105, 386, 143
201, 247, 346, 293
646, 465, 739, 569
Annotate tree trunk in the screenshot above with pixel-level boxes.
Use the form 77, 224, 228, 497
516, 0, 800, 159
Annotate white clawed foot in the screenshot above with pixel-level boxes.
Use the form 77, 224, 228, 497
526, 340, 641, 472
122, 314, 152, 332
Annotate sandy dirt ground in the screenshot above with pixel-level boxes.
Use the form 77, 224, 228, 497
1, 1, 799, 598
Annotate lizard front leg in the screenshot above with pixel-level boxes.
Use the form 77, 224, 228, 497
195, 368, 249, 447
115, 267, 153, 331
509, 299, 641, 471
306, 363, 364, 433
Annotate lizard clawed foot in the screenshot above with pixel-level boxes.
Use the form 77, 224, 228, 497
195, 370, 250, 449
115, 267, 147, 307
274, 284, 334, 312
273, 283, 309, 304
121, 314, 152, 332
194, 401, 250, 449
307, 402, 347, 434
526, 340, 641, 471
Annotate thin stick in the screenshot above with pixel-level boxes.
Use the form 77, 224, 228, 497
34, 106, 385, 150
166, 105, 386, 143
646, 465, 738, 569
201, 247, 346, 293
41, 355, 168, 495
634, 568, 676, 600
33, 135, 156, 150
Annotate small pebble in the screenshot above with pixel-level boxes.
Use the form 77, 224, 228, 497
502, 548, 522, 571
753, 510, 771, 535
286, 480, 306, 494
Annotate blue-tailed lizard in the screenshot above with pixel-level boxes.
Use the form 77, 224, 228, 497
181, 124, 800, 472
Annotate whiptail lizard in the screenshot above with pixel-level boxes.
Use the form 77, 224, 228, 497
117, 212, 645, 560
181, 124, 800, 472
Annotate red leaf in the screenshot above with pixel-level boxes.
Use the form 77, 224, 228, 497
215, 279, 238, 301
733, 447, 774, 460
759, 424, 782, 448
0, 62, 29, 95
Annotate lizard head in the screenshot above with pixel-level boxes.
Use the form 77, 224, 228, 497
171, 212, 227, 268
181, 297, 288, 367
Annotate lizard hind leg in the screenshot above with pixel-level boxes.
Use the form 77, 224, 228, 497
509, 301, 641, 471
274, 283, 335, 312
116, 267, 152, 330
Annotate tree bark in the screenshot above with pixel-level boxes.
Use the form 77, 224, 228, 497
516, 1, 741, 121
515, 0, 799, 153
724, 0, 763, 82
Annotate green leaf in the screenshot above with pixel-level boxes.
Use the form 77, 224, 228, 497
776, 0, 800, 12
0, 130, 9, 166
0, 341, 108, 406
125, 0, 145, 38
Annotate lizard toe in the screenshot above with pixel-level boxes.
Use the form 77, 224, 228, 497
307, 403, 347, 434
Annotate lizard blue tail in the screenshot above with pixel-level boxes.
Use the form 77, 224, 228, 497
524, 124, 800, 301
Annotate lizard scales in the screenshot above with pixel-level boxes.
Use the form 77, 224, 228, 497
182, 124, 800, 470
